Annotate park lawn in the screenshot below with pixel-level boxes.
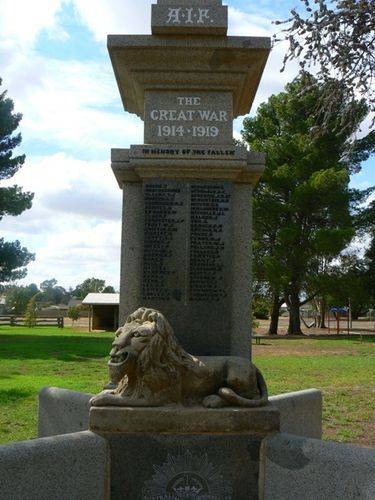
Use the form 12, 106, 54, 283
0, 326, 113, 444
0, 327, 374, 446
253, 337, 375, 446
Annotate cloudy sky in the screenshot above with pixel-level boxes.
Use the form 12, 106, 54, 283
1, 0, 374, 290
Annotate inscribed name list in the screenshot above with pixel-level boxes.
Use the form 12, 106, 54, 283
142, 181, 232, 303
144, 91, 233, 145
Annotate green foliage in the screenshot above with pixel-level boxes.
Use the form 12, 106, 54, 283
253, 296, 270, 320
0, 239, 34, 282
67, 305, 80, 323
243, 74, 372, 334
38, 278, 69, 305
24, 295, 38, 328
73, 278, 115, 299
0, 78, 34, 283
40, 279, 57, 291
326, 252, 374, 319
5, 284, 39, 315
276, 0, 374, 129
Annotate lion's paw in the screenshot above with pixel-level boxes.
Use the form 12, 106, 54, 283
203, 394, 225, 409
90, 392, 117, 407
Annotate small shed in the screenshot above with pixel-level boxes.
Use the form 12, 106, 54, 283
82, 293, 120, 332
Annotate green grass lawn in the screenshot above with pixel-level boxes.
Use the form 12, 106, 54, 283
0, 326, 374, 446
0, 326, 113, 444
253, 337, 375, 446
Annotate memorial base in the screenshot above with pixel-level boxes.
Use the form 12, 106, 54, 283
90, 406, 280, 499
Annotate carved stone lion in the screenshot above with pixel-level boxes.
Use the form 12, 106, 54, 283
90, 307, 268, 409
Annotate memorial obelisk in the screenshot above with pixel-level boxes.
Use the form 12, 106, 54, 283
89, 3, 278, 498
109, 0, 270, 358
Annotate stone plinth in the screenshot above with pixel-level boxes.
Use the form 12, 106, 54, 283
90, 406, 280, 499
0, 431, 109, 500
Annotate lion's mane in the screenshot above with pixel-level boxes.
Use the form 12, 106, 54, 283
115, 308, 197, 402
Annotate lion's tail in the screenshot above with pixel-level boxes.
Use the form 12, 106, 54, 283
218, 368, 269, 408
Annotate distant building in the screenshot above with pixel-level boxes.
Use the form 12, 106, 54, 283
0, 296, 6, 315
82, 293, 119, 331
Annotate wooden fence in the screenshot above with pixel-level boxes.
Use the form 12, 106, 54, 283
0, 316, 64, 328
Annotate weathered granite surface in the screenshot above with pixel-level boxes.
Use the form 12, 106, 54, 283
38, 387, 323, 439
152, 0, 228, 35
260, 433, 375, 500
107, 35, 271, 119
270, 388, 322, 439
0, 431, 109, 500
106, 433, 266, 499
111, 146, 265, 185
38, 386, 92, 438
115, 180, 256, 358
90, 406, 279, 500
144, 90, 233, 145
90, 405, 280, 434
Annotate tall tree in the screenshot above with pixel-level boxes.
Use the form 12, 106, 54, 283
0, 78, 34, 282
243, 74, 372, 335
5, 284, 39, 315
39, 278, 69, 305
328, 252, 374, 320
275, 0, 375, 130
73, 278, 107, 299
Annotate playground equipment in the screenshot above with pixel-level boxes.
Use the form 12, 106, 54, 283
327, 306, 350, 335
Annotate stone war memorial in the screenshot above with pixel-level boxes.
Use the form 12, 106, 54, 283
110, 0, 270, 360
89, 1, 278, 497
1, 2, 374, 500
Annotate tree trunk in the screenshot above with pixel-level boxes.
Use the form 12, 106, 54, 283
287, 288, 304, 335
268, 292, 282, 335
351, 309, 360, 321
317, 297, 327, 328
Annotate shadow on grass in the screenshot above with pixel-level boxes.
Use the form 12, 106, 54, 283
0, 334, 112, 361
0, 388, 34, 404
306, 335, 375, 343
257, 334, 375, 343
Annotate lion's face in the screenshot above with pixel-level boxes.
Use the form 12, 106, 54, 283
107, 307, 195, 392
108, 318, 155, 383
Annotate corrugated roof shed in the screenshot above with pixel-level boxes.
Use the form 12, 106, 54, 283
82, 293, 119, 305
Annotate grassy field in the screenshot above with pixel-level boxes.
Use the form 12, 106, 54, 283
0, 326, 374, 446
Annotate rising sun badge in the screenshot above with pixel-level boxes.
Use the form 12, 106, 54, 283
142, 450, 233, 499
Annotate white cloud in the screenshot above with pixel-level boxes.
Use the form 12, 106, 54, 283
228, 6, 272, 37
72, 0, 152, 40
1, 153, 122, 288
2, 152, 121, 217
17, 219, 122, 289
2, 53, 143, 155
0, 0, 65, 46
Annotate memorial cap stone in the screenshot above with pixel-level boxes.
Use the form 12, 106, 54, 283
152, 0, 228, 36
107, 35, 271, 119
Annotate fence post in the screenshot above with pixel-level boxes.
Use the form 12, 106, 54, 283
10, 316, 16, 327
